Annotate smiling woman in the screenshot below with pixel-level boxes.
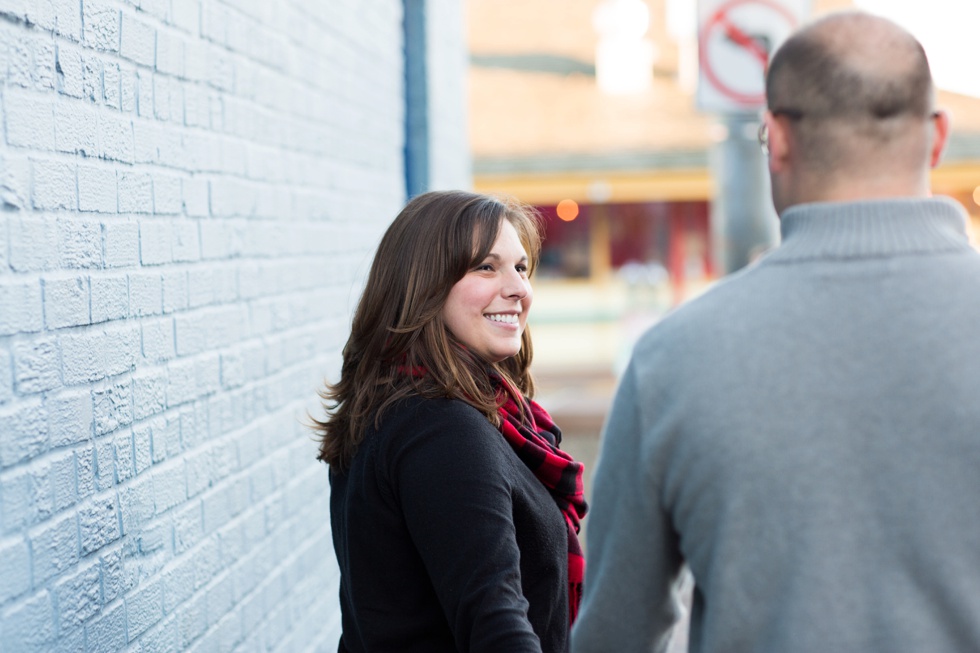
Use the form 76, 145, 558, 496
311, 190, 589, 653
442, 219, 533, 363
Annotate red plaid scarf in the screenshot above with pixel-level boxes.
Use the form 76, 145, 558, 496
491, 371, 589, 626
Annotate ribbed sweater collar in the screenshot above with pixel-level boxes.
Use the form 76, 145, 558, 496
766, 196, 970, 263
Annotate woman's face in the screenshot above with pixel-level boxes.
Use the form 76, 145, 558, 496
442, 219, 533, 363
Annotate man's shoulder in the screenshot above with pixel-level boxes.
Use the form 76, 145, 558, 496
634, 264, 768, 348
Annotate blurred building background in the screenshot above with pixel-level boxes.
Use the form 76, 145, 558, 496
467, 0, 980, 428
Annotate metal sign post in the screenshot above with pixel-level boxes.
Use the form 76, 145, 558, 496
697, 0, 810, 273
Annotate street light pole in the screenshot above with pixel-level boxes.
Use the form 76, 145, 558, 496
709, 114, 779, 274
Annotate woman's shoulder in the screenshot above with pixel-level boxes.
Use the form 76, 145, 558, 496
380, 394, 493, 434
374, 395, 506, 467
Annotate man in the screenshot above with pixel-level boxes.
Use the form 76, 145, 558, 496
572, 11, 980, 653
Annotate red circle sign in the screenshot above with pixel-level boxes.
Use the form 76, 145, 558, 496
699, 0, 797, 106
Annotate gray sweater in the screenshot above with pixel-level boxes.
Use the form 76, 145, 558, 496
572, 197, 980, 653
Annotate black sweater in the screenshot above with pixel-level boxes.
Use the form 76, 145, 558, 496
330, 396, 569, 652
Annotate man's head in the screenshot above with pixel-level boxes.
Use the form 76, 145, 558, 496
762, 11, 949, 214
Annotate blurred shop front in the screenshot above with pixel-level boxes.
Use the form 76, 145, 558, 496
536, 198, 711, 304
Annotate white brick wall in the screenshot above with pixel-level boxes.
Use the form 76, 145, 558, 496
0, 0, 469, 650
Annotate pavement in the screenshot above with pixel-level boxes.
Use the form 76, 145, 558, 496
527, 277, 696, 652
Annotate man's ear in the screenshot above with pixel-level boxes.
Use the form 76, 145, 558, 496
929, 109, 950, 169
765, 111, 792, 173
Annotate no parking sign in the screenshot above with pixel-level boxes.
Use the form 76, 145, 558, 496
697, 0, 810, 113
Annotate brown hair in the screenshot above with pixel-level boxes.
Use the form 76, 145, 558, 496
312, 190, 542, 470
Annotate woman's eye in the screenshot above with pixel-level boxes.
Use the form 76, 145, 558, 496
516, 264, 528, 273
476, 263, 494, 271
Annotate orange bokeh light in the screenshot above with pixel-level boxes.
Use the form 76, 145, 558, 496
973, 186, 980, 207
556, 199, 579, 221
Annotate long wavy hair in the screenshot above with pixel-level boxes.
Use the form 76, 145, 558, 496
312, 190, 542, 470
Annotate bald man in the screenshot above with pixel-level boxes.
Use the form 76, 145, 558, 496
572, 11, 980, 653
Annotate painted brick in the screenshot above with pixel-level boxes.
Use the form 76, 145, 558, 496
141, 316, 176, 362
55, 43, 86, 98
113, 429, 135, 483
0, 463, 46, 532
49, 0, 81, 40
29, 511, 79, 585
0, 277, 43, 335
155, 174, 184, 216
162, 269, 188, 312
0, 347, 12, 404
171, 0, 200, 34
132, 368, 167, 420
129, 271, 163, 316
161, 555, 197, 614
14, 336, 62, 393
149, 413, 180, 463
126, 578, 164, 640
0, 398, 48, 467
93, 379, 133, 436
82, 54, 103, 102
151, 458, 185, 512
137, 615, 179, 652
176, 591, 207, 649
84, 601, 126, 653
83, 0, 121, 53
104, 219, 141, 268
172, 506, 203, 561
57, 217, 103, 269
174, 310, 208, 356
78, 165, 118, 213
90, 273, 129, 323
53, 560, 101, 627
156, 29, 184, 77
132, 420, 153, 475
119, 11, 156, 67
187, 267, 215, 308
60, 325, 140, 385
118, 472, 154, 536
1, 590, 57, 651
100, 547, 125, 604
118, 171, 153, 214
139, 219, 172, 266
165, 357, 197, 408
79, 493, 121, 554
97, 113, 134, 164
53, 100, 98, 157
153, 73, 183, 123
183, 176, 210, 218
179, 401, 208, 450
93, 436, 115, 491
5, 90, 56, 151
34, 40, 57, 90
183, 84, 210, 129
137, 518, 168, 555
76, 442, 96, 500
136, 69, 153, 118
46, 388, 94, 447
0, 151, 31, 211
0, 536, 31, 603
8, 217, 57, 272
49, 448, 77, 511
103, 61, 121, 108
31, 159, 76, 211
120, 63, 137, 112
43, 275, 90, 329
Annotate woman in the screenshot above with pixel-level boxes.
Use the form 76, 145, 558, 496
313, 190, 588, 653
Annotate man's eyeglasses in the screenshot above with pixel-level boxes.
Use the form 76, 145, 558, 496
757, 108, 804, 156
